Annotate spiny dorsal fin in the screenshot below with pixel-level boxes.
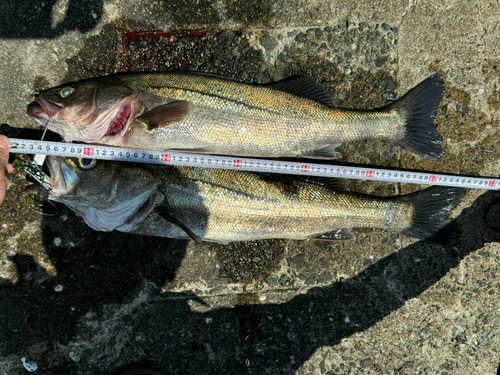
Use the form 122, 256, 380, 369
138, 100, 192, 131
259, 173, 348, 191
310, 228, 355, 241
269, 76, 336, 107
300, 176, 348, 191
182, 71, 242, 83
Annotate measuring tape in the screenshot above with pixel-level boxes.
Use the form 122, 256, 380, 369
8, 138, 500, 190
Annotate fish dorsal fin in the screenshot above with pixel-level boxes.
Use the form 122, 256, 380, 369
183, 71, 242, 83
269, 76, 337, 107
138, 100, 192, 131
259, 173, 348, 191
310, 228, 355, 241
302, 143, 342, 159
300, 176, 349, 191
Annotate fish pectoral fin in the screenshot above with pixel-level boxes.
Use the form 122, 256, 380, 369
138, 100, 193, 131
157, 206, 202, 244
269, 76, 337, 107
302, 144, 342, 159
310, 228, 355, 241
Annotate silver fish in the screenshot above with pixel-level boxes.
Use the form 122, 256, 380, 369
28, 73, 444, 160
44, 157, 464, 245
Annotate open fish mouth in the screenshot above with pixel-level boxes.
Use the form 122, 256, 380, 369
96, 96, 138, 144
27, 97, 61, 122
27, 93, 137, 144
104, 103, 132, 137
65, 188, 158, 232
27, 101, 47, 123
120, 192, 156, 229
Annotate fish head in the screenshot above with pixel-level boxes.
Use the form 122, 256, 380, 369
27, 77, 139, 145
46, 156, 163, 232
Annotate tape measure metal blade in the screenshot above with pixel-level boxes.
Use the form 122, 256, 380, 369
8, 138, 500, 190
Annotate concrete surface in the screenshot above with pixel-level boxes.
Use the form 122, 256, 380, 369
1, 0, 500, 374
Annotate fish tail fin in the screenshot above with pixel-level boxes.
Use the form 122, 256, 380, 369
399, 186, 465, 246
388, 74, 444, 161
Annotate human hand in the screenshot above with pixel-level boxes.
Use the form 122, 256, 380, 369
0, 135, 15, 205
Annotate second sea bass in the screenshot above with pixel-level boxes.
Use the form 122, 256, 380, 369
28, 73, 444, 160
44, 156, 464, 244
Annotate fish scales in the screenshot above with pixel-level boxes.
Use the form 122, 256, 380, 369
123, 73, 402, 157
45, 157, 464, 244
153, 166, 413, 241
28, 73, 444, 160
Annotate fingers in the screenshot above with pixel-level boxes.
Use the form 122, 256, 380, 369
0, 135, 13, 205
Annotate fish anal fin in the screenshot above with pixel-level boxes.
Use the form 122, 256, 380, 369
269, 76, 337, 107
167, 147, 220, 155
302, 144, 342, 159
139, 100, 192, 131
203, 239, 231, 245
310, 228, 355, 241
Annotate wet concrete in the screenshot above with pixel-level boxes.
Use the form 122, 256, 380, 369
1, 1, 500, 374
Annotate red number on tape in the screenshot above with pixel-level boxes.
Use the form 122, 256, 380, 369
429, 176, 437, 182
83, 148, 94, 156
161, 154, 171, 162
233, 160, 242, 167
301, 165, 310, 173
366, 170, 375, 178
489, 181, 497, 187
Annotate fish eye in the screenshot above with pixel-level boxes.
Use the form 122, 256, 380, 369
78, 158, 97, 170
60, 87, 74, 98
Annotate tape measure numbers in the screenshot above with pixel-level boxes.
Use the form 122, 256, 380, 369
9, 138, 500, 190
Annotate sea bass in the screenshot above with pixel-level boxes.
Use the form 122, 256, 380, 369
28, 73, 444, 160
44, 156, 464, 244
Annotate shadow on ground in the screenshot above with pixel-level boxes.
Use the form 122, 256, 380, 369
0, 200, 189, 358
0, 0, 103, 39
1, 165, 496, 373
79, 189, 496, 375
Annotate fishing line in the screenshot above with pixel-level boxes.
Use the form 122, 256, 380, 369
40, 119, 50, 142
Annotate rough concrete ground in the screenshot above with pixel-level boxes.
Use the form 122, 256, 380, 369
1, 0, 500, 374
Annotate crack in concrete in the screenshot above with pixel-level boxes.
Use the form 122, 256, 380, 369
397, 0, 417, 31
395, 0, 417, 80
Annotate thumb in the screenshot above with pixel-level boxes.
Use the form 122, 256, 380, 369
0, 136, 13, 171
0, 135, 14, 205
